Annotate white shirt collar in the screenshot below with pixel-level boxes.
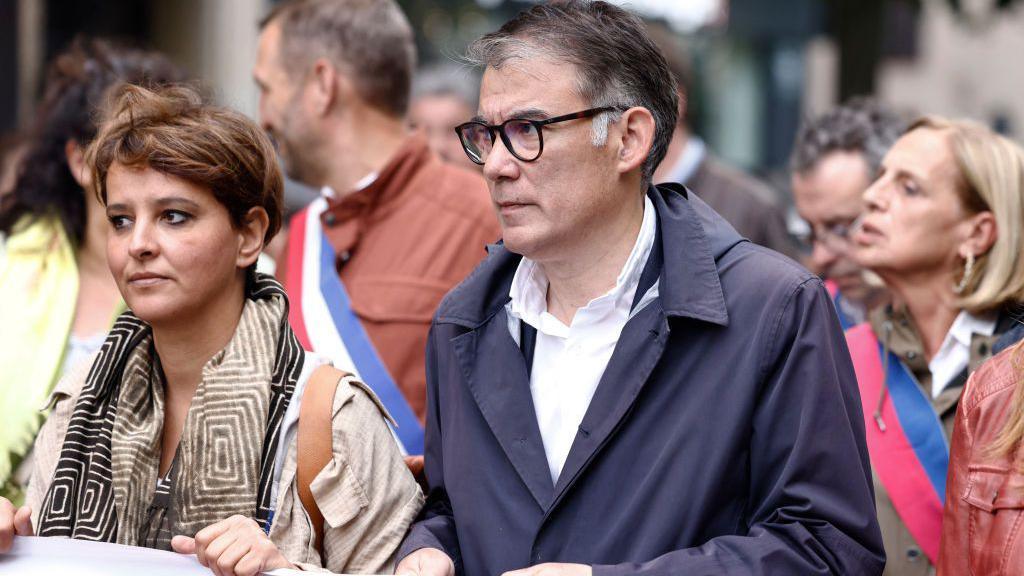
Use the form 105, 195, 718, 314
927, 309, 997, 398
658, 136, 706, 185
508, 195, 657, 334
320, 172, 379, 199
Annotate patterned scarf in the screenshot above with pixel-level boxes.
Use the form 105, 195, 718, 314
37, 274, 304, 543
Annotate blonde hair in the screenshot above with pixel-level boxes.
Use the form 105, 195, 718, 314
909, 116, 1024, 314
990, 340, 1024, 465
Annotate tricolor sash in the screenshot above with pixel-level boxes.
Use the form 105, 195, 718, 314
285, 198, 425, 455
824, 279, 856, 331
845, 322, 947, 564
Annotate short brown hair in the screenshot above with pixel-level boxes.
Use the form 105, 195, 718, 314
87, 83, 283, 245
262, 0, 415, 117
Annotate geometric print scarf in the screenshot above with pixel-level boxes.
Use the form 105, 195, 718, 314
37, 273, 304, 543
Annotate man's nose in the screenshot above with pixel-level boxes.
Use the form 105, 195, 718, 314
482, 135, 518, 182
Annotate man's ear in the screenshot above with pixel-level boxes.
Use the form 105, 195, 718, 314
960, 210, 997, 259
614, 107, 656, 177
310, 57, 339, 116
237, 207, 270, 269
64, 139, 93, 189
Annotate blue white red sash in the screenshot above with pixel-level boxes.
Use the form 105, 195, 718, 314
285, 198, 425, 455
845, 323, 947, 564
824, 279, 855, 331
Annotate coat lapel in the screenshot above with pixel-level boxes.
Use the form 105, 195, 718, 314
452, 308, 554, 509
545, 185, 735, 514
547, 302, 670, 510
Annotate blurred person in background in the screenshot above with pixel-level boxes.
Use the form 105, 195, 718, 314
407, 63, 481, 171
254, 0, 499, 456
790, 98, 904, 328
0, 38, 185, 505
0, 134, 27, 200
846, 116, 1024, 576
0, 84, 422, 574
650, 23, 798, 260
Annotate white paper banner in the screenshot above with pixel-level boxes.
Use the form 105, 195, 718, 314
0, 536, 375, 575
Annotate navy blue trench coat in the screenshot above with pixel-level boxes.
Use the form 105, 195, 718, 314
399, 184, 885, 575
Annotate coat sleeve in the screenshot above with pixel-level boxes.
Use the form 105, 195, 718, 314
593, 278, 885, 576
396, 323, 463, 569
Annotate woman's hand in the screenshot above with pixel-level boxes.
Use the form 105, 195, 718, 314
0, 497, 33, 553
171, 515, 294, 576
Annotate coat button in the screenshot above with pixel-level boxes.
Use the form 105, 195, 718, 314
979, 342, 989, 356
324, 212, 337, 226
906, 351, 917, 360
905, 547, 922, 562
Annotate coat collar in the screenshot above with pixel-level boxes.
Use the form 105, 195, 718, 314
435, 183, 736, 329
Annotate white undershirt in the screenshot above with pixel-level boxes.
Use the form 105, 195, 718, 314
928, 310, 997, 398
320, 171, 378, 199
505, 195, 657, 483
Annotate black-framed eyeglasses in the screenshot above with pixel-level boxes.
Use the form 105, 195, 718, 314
454, 106, 623, 165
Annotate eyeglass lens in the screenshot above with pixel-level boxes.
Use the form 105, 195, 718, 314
459, 120, 542, 164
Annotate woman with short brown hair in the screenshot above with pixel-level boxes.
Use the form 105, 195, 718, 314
0, 84, 422, 575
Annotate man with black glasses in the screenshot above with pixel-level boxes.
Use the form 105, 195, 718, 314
396, 2, 884, 576
790, 98, 902, 328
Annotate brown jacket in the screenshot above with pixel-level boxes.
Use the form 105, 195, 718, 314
865, 306, 1004, 576
938, 344, 1024, 576
280, 136, 499, 423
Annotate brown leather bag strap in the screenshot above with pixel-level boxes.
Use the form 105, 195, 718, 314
297, 365, 346, 557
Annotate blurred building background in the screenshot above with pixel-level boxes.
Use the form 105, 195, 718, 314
3, 0, 1024, 194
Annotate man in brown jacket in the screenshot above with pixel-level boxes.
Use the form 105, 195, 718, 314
254, 0, 499, 454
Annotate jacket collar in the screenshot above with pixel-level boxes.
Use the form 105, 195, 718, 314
435, 183, 736, 329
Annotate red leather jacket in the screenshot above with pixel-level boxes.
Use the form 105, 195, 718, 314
938, 344, 1024, 575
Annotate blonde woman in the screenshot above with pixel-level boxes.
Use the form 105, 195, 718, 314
845, 116, 1024, 575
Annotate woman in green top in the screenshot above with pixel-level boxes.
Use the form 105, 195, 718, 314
0, 38, 185, 502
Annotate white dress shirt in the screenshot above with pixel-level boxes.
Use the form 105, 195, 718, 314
505, 195, 658, 484
928, 310, 997, 398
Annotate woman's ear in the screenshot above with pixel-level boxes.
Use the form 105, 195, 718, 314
960, 210, 997, 260
64, 139, 93, 189
614, 107, 656, 178
237, 207, 270, 269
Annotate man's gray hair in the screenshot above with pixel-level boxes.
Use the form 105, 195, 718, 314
790, 97, 905, 176
411, 63, 480, 111
261, 0, 416, 117
467, 0, 679, 187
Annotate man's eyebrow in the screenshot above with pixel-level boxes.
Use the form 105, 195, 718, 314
509, 108, 548, 121
474, 107, 550, 125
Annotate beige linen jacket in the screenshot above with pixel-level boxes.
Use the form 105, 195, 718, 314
27, 354, 424, 574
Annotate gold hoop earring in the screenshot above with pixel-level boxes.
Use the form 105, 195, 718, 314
953, 252, 975, 294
